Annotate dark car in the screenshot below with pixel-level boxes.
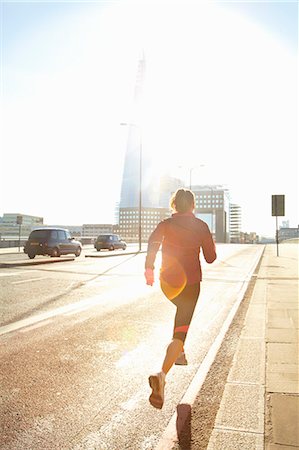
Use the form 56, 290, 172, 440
94, 234, 127, 251
24, 228, 82, 259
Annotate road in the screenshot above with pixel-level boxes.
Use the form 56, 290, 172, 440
0, 244, 264, 450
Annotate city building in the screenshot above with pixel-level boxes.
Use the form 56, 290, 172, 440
278, 227, 299, 241
48, 225, 82, 237
119, 53, 155, 210
192, 185, 230, 243
118, 54, 174, 242
119, 207, 169, 242
240, 232, 259, 244
0, 213, 43, 239
82, 224, 114, 239
230, 204, 242, 243
118, 53, 231, 244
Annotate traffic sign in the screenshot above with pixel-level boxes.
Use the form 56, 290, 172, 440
272, 195, 285, 217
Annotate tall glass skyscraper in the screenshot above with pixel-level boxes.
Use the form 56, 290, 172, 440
120, 53, 145, 208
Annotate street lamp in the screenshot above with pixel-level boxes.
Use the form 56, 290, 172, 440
209, 186, 215, 238
120, 122, 142, 252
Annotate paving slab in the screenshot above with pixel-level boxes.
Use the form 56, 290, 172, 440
266, 328, 298, 343
249, 281, 267, 305
214, 383, 265, 433
245, 303, 267, 318
242, 315, 266, 338
228, 338, 265, 384
207, 428, 264, 450
267, 376, 299, 394
267, 317, 294, 328
267, 343, 298, 365
270, 394, 299, 447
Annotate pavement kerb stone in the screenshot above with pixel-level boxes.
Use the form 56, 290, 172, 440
85, 250, 147, 258
0, 250, 147, 268
0, 257, 76, 268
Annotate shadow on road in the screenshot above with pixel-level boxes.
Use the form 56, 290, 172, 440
176, 403, 192, 449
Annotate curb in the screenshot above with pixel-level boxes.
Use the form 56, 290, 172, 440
0, 257, 75, 268
0, 250, 147, 268
85, 250, 147, 258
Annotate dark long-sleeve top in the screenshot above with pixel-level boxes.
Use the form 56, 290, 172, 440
145, 212, 216, 286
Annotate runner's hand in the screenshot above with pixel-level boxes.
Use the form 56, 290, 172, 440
145, 268, 154, 286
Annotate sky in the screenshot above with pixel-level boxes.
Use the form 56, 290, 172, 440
0, 0, 298, 237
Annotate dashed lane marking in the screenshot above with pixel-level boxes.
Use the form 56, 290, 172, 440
12, 277, 48, 285
0, 269, 38, 277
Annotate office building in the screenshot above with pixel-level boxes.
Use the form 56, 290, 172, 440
230, 204, 242, 243
192, 185, 230, 243
82, 224, 114, 239
278, 227, 299, 241
240, 232, 259, 244
119, 207, 169, 242
0, 213, 43, 238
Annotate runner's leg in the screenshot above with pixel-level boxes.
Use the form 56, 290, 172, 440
162, 283, 200, 373
149, 283, 200, 408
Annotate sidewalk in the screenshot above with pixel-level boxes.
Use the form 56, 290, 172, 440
206, 243, 299, 450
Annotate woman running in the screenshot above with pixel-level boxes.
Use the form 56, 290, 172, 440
144, 188, 216, 409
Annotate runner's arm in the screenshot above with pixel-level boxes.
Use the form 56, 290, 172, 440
145, 221, 165, 269
201, 224, 217, 263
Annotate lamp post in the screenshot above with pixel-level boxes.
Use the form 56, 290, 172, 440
120, 123, 142, 252
210, 186, 215, 238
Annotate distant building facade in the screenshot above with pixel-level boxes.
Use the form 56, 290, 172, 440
278, 227, 299, 241
119, 207, 169, 242
229, 204, 242, 243
0, 213, 43, 238
240, 232, 259, 244
192, 185, 230, 243
82, 224, 115, 239
119, 172, 184, 242
47, 225, 82, 237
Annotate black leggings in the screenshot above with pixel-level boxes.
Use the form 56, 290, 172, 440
161, 282, 200, 343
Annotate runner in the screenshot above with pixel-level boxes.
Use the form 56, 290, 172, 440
145, 188, 216, 409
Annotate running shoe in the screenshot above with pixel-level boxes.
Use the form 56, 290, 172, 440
175, 352, 188, 365
148, 372, 165, 409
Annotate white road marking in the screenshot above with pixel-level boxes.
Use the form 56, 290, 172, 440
12, 277, 48, 285
0, 283, 159, 336
18, 319, 53, 333
0, 270, 38, 278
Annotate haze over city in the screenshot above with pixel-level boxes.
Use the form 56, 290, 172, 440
1, 0, 298, 237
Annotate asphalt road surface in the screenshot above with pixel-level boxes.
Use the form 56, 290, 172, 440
0, 244, 263, 449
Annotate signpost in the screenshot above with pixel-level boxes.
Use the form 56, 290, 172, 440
16, 215, 23, 252
271, 195, 285, 256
